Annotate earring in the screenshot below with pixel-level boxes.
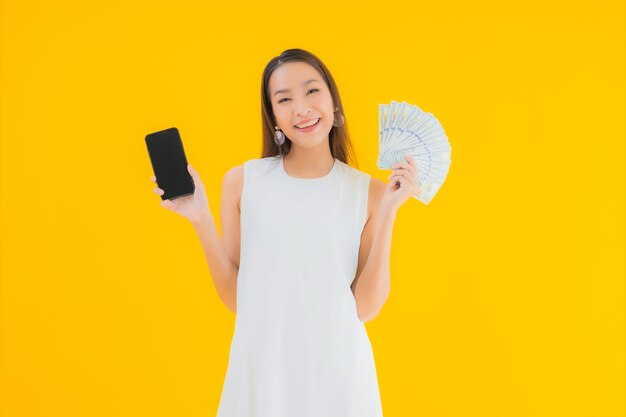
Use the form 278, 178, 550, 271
274, 125, 285, 145
333, 107, 345, 127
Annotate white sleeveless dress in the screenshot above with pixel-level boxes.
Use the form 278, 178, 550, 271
216, 155, 383, 417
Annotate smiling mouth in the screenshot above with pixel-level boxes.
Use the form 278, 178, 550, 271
295, 118, 321, 129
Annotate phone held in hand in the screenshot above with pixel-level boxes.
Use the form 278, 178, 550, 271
145, 127, 195, 201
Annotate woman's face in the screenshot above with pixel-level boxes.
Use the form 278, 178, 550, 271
269, 61, 336, 149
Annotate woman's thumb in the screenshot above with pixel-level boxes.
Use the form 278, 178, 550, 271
188, 163, 203, 186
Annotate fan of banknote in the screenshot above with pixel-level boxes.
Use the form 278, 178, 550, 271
378, 100, 452, 205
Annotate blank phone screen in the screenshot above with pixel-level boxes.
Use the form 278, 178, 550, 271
145, 127, 195, 200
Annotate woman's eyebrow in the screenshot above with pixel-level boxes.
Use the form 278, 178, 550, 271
273, 79, 320, 96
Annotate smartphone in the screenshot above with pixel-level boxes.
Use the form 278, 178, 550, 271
145, 127, 195, 200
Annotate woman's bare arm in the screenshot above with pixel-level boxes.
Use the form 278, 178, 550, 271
190, 165, 243, 314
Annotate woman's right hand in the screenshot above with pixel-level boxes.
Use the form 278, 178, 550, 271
150, 164, 212, 224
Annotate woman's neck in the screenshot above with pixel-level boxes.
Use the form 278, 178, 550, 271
282, 148, 334, 179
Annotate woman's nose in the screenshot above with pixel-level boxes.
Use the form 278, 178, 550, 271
295, 104, 312, 117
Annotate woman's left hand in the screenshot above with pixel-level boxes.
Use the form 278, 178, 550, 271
380, 154, 422, 213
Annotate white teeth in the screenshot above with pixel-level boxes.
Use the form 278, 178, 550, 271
296, 118, 320, 128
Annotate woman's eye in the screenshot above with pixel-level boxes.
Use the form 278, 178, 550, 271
277, 88, 319, 104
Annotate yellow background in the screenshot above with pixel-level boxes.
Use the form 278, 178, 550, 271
1, 0, 624, 416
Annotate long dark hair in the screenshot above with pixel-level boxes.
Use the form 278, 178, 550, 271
260, 48, 359, 168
